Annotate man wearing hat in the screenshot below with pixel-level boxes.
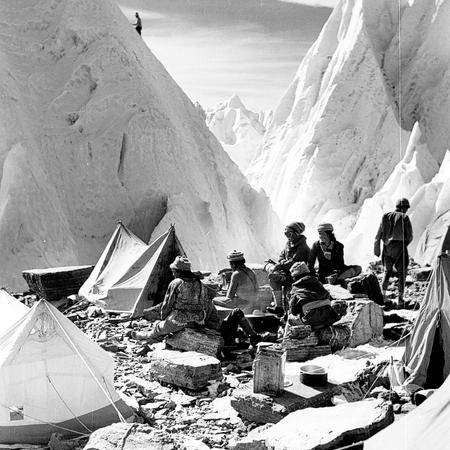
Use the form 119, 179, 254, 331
308, 223, 361, 284
214, 250, 258, 313
266, 222, 310, 316
374, 198, 413, 307
128, 256, 219, 343
288, 262, 340, 329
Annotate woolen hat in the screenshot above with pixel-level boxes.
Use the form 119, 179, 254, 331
317, 223, 334, 232
170, 256, 191, 271
290, 261, 309, 277
286, 222, 305, 235
396, 198, 410, 209
227, 250, 245, 262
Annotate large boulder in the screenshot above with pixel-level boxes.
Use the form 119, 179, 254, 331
84, 423, 209, 450
148, 349, 222, 390
232, 399, 393, 450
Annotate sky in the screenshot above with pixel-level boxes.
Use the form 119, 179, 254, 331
117, 0, 333, 111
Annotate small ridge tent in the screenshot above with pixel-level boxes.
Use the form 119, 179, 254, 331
79, 223, 186, 314
79, 222, 149, 302
0, 289, 28, 332
403, 225, 450, 387
364, 373, 450, 450
0, 300, 132, 444
104, 225, 186, 315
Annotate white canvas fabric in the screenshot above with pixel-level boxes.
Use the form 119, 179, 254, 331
0, 300, 132, 444
402, 227, 450, 387
106, 226, 186, 314
0, 289, 28, 333
365, 374, 450, 450
79, 223, 149, 301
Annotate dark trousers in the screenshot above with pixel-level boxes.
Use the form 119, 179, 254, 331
135, 26, 142, 35
382, 242, 408, 295
220, 309, 256, 345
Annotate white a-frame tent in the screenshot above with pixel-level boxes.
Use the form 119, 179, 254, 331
0, 300, 132, 444
402, 225, 450, 387
79, 222, 149, 303
79, 223, 186, 315
0, 289, 29, 333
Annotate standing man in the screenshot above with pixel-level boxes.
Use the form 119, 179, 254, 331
374, 198, 413, 307
134, 12, 142, 35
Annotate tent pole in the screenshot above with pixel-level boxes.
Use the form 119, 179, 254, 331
46, 304, 126, 423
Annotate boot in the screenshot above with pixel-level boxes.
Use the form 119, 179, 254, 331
267, 290, 284, 317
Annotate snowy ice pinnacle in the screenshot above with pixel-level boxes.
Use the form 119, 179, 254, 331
246, 0, 450, 262
0, 0, 282, 289
206, 95, 267, 174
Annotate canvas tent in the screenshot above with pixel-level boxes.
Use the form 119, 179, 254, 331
402, 225, 450, 387
364, 373, 450, 450
0, 300, 132, 444
79, 223, 186, 315
0, 289, 29, 332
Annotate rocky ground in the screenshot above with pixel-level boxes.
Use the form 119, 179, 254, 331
17, 261, 432, 450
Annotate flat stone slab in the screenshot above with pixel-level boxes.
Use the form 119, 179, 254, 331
166, 327, 224, 357
232, 399, 393, 449
148, 349, 222, 390
231, 374, 335, 424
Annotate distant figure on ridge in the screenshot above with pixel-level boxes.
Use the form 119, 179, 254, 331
308, 223, 361, 285
213, 250, 258, 314
374, 198, 413, 308
133, 12, 142, 35
266, 222, 310, 317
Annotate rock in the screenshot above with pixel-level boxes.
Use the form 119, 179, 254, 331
165, 328, 224, 357
383, 323, 411, 341
400, 402, 417, 414
393, 403, 402, 414
231, 424, 272, 449
282, 321, 331, 362
412, 389, 435, 406
339, 300, 384, 347
234, 399, 393, 450
410, 267, 433, 282
369, 386, 389, 398
148, 349, 222, 390
84, 423, 201, 450
324, 284, 354, 301
231, 378, 334, 424
49, 433, 84, 450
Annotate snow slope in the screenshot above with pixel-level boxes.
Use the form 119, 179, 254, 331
0, 0, 282, 290
206, 95, 266, 174
248, 0, 450, 260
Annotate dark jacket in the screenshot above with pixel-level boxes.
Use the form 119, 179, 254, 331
277, 235, 310, 272
289, 275, 338, 328
375, 211, 413, 247
308, 240, 346, 281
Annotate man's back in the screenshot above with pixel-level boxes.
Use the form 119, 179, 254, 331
378, 211, 413, 245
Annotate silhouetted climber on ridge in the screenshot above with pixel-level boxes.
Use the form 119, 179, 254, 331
133, 12, 142, 35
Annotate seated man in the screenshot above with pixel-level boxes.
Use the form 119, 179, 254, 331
129, 256, 261, 348
308, 223, 361, 284
128, 256, 217, 343
214, 250, 258, 314
289, 262, 339, 330
267, 221, 310, 316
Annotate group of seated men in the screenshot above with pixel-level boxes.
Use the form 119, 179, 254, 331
129, 198, 413, 348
